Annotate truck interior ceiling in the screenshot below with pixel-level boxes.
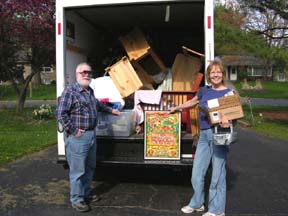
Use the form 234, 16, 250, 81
66, 1, 205, 76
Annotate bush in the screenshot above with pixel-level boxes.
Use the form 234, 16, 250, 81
33, 104, 54, 120
50, 80, 56, 85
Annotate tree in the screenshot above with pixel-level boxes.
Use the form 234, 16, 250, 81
240, 0, 288, 20
214, 4, 267, 56
215, 2, 288, 75
0, 0, 55, 112
238, 0, 288, 72
239, 0, 288, 44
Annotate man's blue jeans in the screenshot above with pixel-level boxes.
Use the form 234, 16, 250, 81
188, 128, 228, 214
65, 130, 96, 204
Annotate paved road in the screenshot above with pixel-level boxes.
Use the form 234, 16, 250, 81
1, 97, 288, 109
0, 100, 57, 108
240, 97, 288, 106
226, 81, 288, 107
1, 98, 288, 109
0, 127, 288, 216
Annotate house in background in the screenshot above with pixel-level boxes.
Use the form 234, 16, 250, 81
40, 66, 56, 85
16, 51, 56, 85
220, 55, 273, 81
273, 67, 287, 82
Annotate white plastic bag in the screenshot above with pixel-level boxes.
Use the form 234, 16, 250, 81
213, 125, 237, 145
90, 76, 125, 109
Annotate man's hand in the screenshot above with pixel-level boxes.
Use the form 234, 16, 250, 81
75, 129, 85, 138
112, 109, 120, 116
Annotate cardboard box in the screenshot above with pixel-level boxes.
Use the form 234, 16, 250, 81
96, 110, 136, 137
207, 94, 244, 124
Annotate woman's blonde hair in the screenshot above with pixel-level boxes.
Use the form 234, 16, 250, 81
205, 59, 227, 85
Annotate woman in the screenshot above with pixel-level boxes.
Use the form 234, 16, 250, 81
169, 60, 232, 216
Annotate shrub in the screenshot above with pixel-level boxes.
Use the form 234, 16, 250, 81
33, 104, 54, 120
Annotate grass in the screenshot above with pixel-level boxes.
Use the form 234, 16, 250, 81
1, 81, 287, 100
232, 81, 288, 99
232, 81, 288, 140
0, 107, 57, 166
0, 81, 287, 166
242, 105, 288, 141
0, 83, 56, 101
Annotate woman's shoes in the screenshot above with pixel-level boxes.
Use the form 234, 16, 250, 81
202, 212, 225, 216
181, 205, 205, 213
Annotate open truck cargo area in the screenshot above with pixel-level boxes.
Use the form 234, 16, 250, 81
56, 0, 215, 166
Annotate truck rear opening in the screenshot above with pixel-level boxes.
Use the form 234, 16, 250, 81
56, 0, 214, 166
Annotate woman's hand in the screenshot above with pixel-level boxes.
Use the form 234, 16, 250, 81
168, 97, 198, 114
168, 106, 179, 113
219, 112, 231, 128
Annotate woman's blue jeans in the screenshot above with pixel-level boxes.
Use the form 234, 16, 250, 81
188, 128, 228, 214
65, 130, 97, 204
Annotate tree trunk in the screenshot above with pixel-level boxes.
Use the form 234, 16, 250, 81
33, 71, 41, 87
11, 80, 20, 98
16, 72, 36, 112
16, 81, 29, 112
17, 91, 27, 112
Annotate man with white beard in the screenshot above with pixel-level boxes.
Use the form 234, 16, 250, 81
57, 62, 120, 212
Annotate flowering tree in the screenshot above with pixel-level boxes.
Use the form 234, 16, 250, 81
0, 0, 55, 112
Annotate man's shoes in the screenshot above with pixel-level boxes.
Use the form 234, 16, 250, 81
71, 201, 91, 212
85, 194, 101, 203
202, 212, 225, 216
181, 205, 205, 213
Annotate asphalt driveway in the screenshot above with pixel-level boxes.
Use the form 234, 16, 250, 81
0, 127, 288, 216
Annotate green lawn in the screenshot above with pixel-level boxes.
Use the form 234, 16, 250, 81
0, 108, 57, 166
242, 105, 288, 141
0, 84, 56, 100
1, 81, 287, 100
232, 81, 288, 99
0, 81, 287, 166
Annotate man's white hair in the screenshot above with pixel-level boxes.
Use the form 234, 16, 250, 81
76, 62, 91, 73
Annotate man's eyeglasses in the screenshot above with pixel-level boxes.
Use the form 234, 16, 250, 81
78, 70, 92, 75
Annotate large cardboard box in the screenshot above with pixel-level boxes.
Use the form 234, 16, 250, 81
207, 94, 244, 124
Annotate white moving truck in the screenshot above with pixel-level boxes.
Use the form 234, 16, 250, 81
56, 0, 215, 166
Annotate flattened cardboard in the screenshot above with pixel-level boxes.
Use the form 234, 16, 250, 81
207, 94, 244, 124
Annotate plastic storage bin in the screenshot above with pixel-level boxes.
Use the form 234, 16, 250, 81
96, 110, 136, 137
